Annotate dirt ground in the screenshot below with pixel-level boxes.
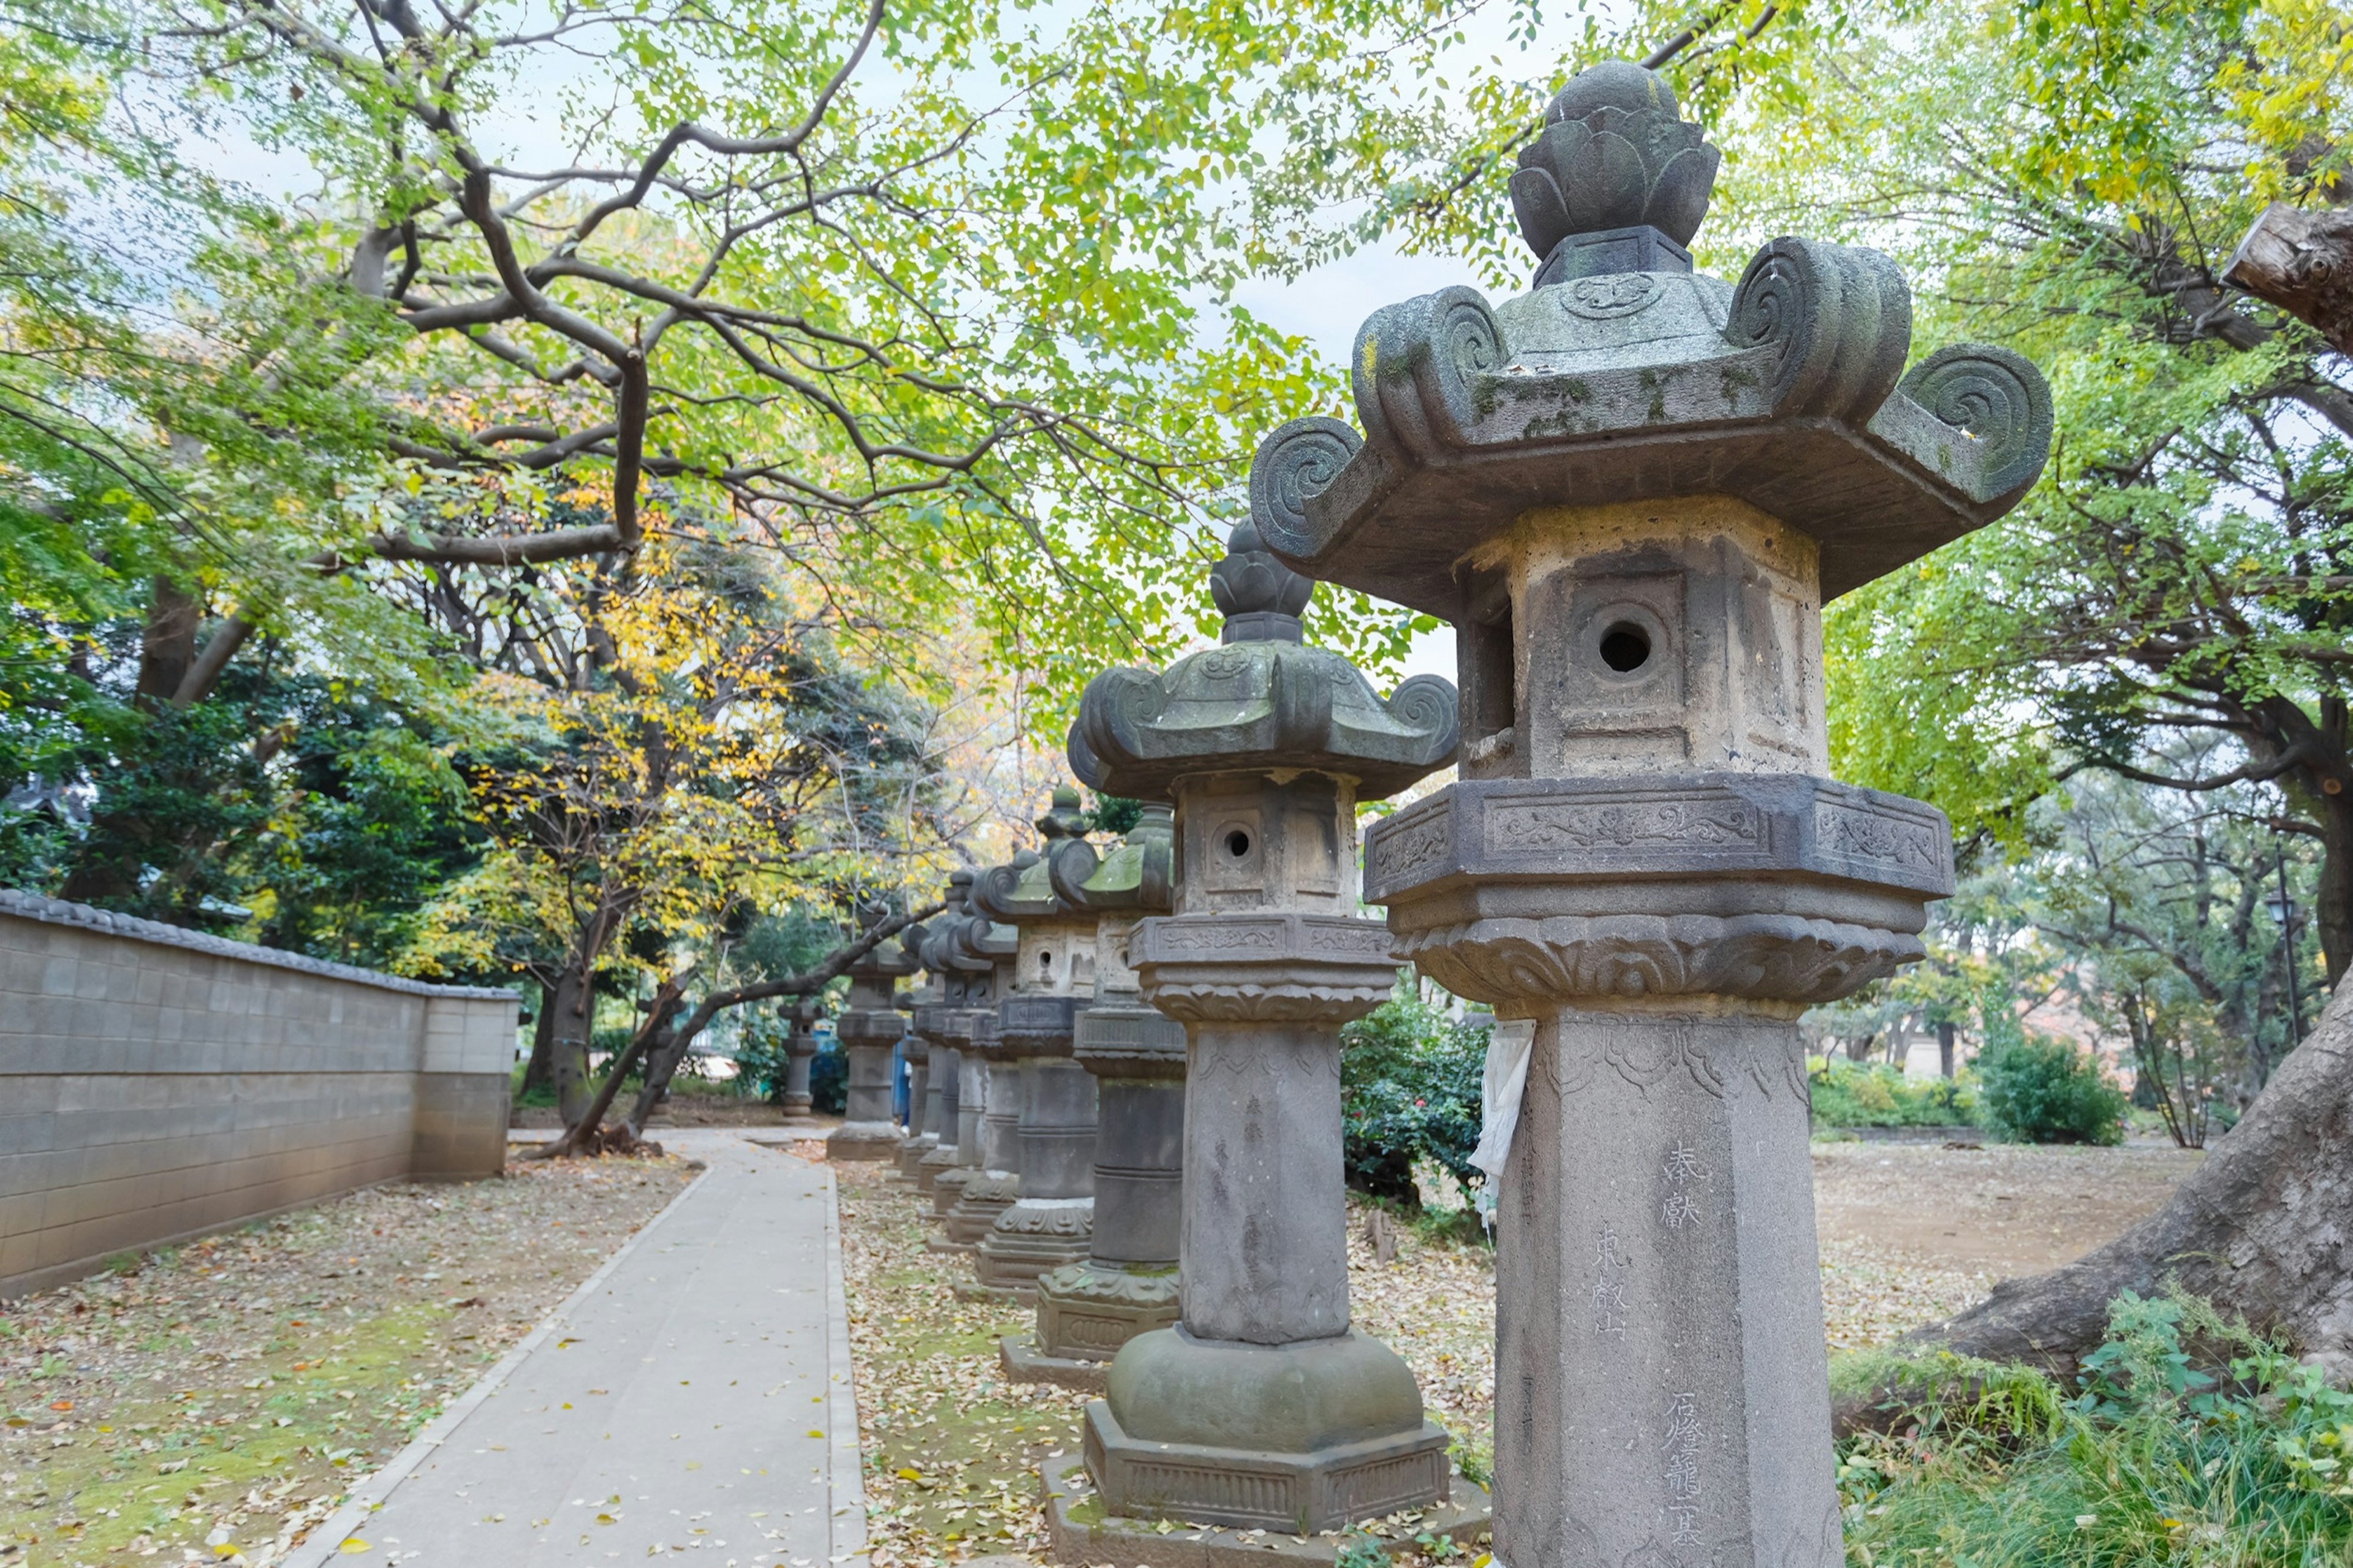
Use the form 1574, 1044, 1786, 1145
1808, 1139, 2200, 1352
1811, 1139, 2203, 1273
0, 1151, 692, 1567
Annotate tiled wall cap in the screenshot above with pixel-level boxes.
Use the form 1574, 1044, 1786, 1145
0, 890, 520, 1003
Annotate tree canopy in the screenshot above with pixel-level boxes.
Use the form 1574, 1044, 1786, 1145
5, 0, 2349, 1151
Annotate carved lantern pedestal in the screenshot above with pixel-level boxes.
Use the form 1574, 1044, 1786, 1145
925, 1013, 983, 1233
1066, 522, 1465, 1534
974, 993, 1092, 1295
780, 999, 819, 1116
1370, 773, 1949, 1566
827, 932, 914, 1162
1252, 57, 2052, 1568
1006, 803, 1184, 1390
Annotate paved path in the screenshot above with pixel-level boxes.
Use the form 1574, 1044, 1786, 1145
287, 1129, 865, 1567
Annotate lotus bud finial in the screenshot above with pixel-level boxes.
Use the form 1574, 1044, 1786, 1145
1509, 58, 1721, 286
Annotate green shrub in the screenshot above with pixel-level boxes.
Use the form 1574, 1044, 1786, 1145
1808, 1059, 1979, 1127
1340, 998, 1486, 1210
731, 1012, 795, 1102
1979, 1036, 2126, 1145
1838, 1293, 2353, 1566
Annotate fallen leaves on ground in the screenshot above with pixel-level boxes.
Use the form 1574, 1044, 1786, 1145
835, 1164, 1084, 1568
1817, 1238, 1991, 1355
0, 1151, 689, 1567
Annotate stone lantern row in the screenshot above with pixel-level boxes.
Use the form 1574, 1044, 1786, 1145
824, 54, 2052, 1568
861, 517, 1468, 1535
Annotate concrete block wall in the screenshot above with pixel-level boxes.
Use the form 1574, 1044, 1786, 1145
0, 891, 520, 1300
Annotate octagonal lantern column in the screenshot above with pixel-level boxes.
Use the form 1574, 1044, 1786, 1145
1250, 57, 2052, 1568
972, 786, 1102, 1299
916, 874, 997, 1220
1067, 519, 1463, 1533
898, 939, 948, 1183
942, 894, 1022, 1251
780, 998, 819, 1116
1004, 801, 1184, 1388
828, 920, 916, 1161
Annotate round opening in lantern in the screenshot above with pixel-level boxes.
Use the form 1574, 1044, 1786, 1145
1599, 621, 1652, 673
1224, 828, 1252, 858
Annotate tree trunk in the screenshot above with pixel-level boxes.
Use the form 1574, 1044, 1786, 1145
2320, 780, 2353, 988
2224, 202, 2353, 355
624, 1023, 699, 1138
1936, 1021, 1957, 1079
1887, 971, 2353, 1382
136, 577, 201, 706
547, 958, 598, 1129
532, 993, 678, 1160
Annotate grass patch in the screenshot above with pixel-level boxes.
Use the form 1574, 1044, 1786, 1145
1, 1300, 464, 1561
1837, 1292, 2353, 1566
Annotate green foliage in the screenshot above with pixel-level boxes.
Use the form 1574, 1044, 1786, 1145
243, 701, 479, 968
1333, 1536, 1389, 1568
1807, 1060, 1979, 1129
731, 1010, 798, 1104
1976, 992, 2126, 1145
1339, 997, 1487, 1210
1839, 1293, 2353, 1566
1, 658, 480, 958
1083, 795, 1143, 836
24, 0, 1514, 732
1693, 0, 2353, 982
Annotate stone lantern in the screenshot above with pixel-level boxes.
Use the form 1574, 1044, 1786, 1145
1064, 520, 1463, 1532
1003, 798, 1183, 1390
779, 998, 819, 1116
942, 886, 1021, 1251
898, 910, 955, 1186
828, 910, 917, 1161
914, 876, 986, 1204
893, 950, 936, 1179
969, 786, 1104, 1297
1252, 58, 2053, 1568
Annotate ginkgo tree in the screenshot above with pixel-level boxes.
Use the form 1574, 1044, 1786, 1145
391, 520, 956, 1135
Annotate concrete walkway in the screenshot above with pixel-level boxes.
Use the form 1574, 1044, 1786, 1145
286, 1129, 865, 1567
